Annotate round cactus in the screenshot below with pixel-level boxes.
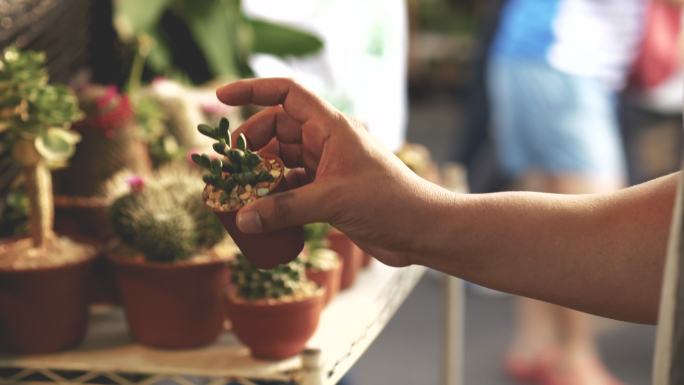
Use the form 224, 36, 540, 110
108, 166, 225, 263
230, 254, 316, 301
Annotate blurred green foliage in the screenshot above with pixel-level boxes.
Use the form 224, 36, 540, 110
115, 0, 324, 81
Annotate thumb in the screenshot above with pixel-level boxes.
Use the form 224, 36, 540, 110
235, 182, 331, 233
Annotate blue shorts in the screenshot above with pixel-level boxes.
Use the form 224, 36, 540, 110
487, 59, 626, 179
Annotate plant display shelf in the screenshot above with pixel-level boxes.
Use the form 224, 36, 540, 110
0, 263, 427, 385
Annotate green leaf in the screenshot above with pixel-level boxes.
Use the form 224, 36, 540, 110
222, 162, 236, 174
213, 142, 228, 155
34, 127, 80, 163
218, 117, 230, 139
237, 133, 248, 152
198, 124, 216, 139
210, 158, 223, 175
115, 0, 174, 36
250, 19, 324, 57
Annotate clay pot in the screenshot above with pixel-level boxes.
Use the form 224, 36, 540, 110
225, 290, 324, 360
109, 254, 229, 349
306, 262, 342, 306
0, 242, 96, 354
327, 230, 363, 290
207, 154, 304, 269
54, 195, 113, 242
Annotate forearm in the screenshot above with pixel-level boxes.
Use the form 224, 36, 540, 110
415, 172, 678, 323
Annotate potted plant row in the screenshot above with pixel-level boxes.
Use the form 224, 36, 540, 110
301, 223, 342, 305
226, 254, 324, 360
0, 46, 98, 354
191, 117, 304, 268
107, 166, 231, 349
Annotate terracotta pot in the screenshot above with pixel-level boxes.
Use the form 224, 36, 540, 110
306, 263, 342, 306
207, 154, 304, 269
225, 290, 324, 360
0, 241, 96, 354
327, 231, 363, 290
109, 254, 229, 349
54, 195, 114, 242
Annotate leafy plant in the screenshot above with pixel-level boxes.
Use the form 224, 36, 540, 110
304, 223, 331, 251
230, 253, 315, 300
114, 0, 324, 82
191, 117, 273, 195
109, 168, 225, 262
0, 46, 83, 247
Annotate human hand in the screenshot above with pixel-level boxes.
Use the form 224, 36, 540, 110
216, 78, 453, 267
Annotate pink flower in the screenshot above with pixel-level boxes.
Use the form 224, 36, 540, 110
126, 175, 145, 193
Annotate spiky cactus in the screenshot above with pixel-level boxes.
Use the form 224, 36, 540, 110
230, 254, 317, 301
109, 167, 225, 262
191, 117, 274, 196
0, 46, 82, 248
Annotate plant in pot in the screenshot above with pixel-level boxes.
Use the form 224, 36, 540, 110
327, 228, 364, 290
53, 84, 152, 241
191, 117, 305, 269
226, 254, 324, 360
300, 223, 341, 306
107, 166, 231, 349
0, 46, 98, 354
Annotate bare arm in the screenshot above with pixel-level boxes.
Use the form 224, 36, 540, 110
216, 77, 676, 324
415, 173, 676, 324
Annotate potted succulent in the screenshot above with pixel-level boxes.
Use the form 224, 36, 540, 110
107, 166, 230, 349
54, 84, 151, 241
300, 223, 341, 305
225, 254, 324, 360
191, 117, 305, 269
0, 46, 98, 354
327, 228, 364, 290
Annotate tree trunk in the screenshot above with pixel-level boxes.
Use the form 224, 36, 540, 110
24, 161, 53, 248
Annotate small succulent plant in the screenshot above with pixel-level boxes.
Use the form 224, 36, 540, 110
304, 223, 331, 251
300, 248, 339, 272
191, 117, 274, 196
230, 254, 316, 301
109, 167, 225, 262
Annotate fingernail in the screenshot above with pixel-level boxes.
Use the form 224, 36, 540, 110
236, 209, 263, 233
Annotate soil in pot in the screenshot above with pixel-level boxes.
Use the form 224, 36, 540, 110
327, 230, 363, 290
109, 252, 230, 349
225, 288, 324, 360
204, 154, 304, 269
0, 236, 97, 354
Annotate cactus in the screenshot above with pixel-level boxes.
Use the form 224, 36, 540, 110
109, 166, 225, 262
304, 223, 331, 251
299, 248, 339, 272
191, 117, 275, 200
230, 254, 317, 301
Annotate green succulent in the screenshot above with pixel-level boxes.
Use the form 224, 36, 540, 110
299, 248, 339, 272
304, 223, 331, 251
230, 254, 314, 301
0, 46, 82, 167
191, 117, 274, 196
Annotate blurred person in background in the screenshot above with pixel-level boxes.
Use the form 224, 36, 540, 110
487, 0, 654, 384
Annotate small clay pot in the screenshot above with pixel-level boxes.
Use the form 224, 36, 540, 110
327, 230, 363, 290
306, 263, 342, 306
109, 254, 229, 349
0, 241, 96, 354
207, 154, 304, 269
225, 290, 324, 360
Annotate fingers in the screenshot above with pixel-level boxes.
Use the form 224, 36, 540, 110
236, 182, 331, 233
233, 106, 302, 150
216, 78, 334, 123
